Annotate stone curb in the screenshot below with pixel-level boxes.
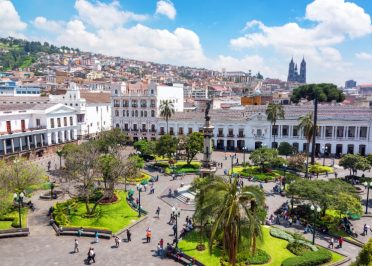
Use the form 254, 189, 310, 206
328, 256, 351, 266
116, 215, 148, 237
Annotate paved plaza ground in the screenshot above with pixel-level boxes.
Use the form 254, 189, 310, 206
0, 149, 370, 265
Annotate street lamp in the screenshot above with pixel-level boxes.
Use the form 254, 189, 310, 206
321, 146, 328, 166
363, 181, 372, 214
304, 159, 309, 179
56, 149, 63, 170
13, 192, 24, 228
242, 147, 247, 165
171, 206, 181, 248
136, 184, 143, 217
310, 204, 321, 245
230, 155, 234, 183
50, 181, 55, 199
282, 164, 287, 190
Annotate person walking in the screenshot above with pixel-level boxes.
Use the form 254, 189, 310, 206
338, 237, 343, 248
95, 231, 99, 243
126, 229, 131, 242
363, 224, 370, 235
74, 239, 79, 253
114, 235, 120, 247
146, 228, 152, 243
156, 206, 160, 218
328, 237, 334, 249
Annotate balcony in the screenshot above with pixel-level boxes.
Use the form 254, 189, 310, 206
150, 129, 156, 133
140, 104, 147, 108
227, 134, 235, 138
178, 132, 184, 135
132, 128, 138, 132
123, 104, 129, 107
237, 134, 245, 138
254, 134, 265, 140
131, 104, 138, 108
150, 104, 156, 108
113, 104, 120, 107
170, 132, 175, 135
140, 129, 148, 132
217, 133, 224, 137
159, 131, 165, 135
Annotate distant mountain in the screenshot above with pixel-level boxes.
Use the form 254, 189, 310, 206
0, 37, 78, 71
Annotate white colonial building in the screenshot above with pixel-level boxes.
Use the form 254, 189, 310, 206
0, 101, 78, 157
157, 105, 372, 156
50, 83, 111, 139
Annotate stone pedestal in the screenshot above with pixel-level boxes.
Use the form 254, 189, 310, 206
200, 119, 216, 177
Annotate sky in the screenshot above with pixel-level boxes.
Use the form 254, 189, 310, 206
1, 0, 372, 85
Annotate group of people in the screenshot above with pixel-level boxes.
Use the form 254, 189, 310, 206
328, 237, 344, 249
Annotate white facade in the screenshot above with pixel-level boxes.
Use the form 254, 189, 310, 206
50, 83, 112, 138
0, 103, 78, 156
156, 105, 372, 156
157, 84, 184, 114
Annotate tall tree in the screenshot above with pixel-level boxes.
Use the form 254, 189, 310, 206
339, 154, 371, 176
277, 141, 294, 157
200, 177, 265, 265
298, 113, 314, 178
156, 134, 178, 160
96, 128, 128, 154
291, 84, 344, 164
266, 103, 285, 148
250, 147, 279, 172
185, 132, 204, 165
159, 100, 175, 134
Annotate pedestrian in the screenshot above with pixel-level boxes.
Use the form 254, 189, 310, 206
363, 224, 370, 235
114, 235, 120, 247
338, 237, 343, 248
156, 175, 159, 181
185, 216, 189, 224
334, 172, 338, 178
173, 224, 177, 236
160, 238, 164, 249
156, 206, 160, 217
95, 231, 99, 243
77, 227, 83, 237
126, 229, 131, 242
328, 237, 334, 249
74, 239, 79, 253
146, 229, 152, 243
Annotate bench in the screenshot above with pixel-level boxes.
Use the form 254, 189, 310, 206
166, 247, 205, 266
59, 227, 112, 239
0, 228, 30, 238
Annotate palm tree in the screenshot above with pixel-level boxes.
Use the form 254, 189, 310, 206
159, 100, 175, 134
291, 84, 344, 164
266, 103, 285, 148
199, 176, 265, 265
298, 113, 314, 178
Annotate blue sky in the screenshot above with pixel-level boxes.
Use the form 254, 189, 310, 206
2, 0, 372, 85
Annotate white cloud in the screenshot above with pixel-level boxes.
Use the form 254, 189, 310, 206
356, 52, 372, 61
0, 0, 27, 37
75, 0, 147, 29
155, 0, 176, 20
230, 0, 372, 70
32, 17, 64, 33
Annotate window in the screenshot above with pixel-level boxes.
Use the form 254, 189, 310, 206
115, 89, 118, 94
151, 110, 155, 117
21, 120, 25, 131
272, 125, 278, 136
57, 118, 61, 127
292, 126, 298, 137
144, 111, 147, 117
69, 116, 73, 126
124, 123, 129, 131
160, 127, 165, 134
337, 126, 344, 138
325, 126, 333, 138
228, 129, 234, 137
151, 124, 156, 132
188, 128, 193, 134
122, 110, 125, 117
282, 126, 288, 136
135, 110, 138, 117
360, 127, 368, 138
140, 111, 143, 117
170, 127, 174, 135
218, 128, 223, 137
96, 106, 98, 112
115, 110, 119, 116
36, 119, 41, 127
238, 129, 244, 137
179, 128, 184, 135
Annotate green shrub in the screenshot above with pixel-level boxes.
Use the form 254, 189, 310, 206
270, 227, 294, 242
351, 238, 372, 266
221, 249, 270, 265
281, 249, 332, 266
11, 216, 20, 228
287, 242, 312, 256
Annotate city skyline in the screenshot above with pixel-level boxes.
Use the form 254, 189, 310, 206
1, 0, 372, 85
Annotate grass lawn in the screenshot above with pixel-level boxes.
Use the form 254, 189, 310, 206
0, 208, 28, 229
126, 172, 151, 184
326, 250, 345, 265
66, 191, 139, 233
259, 226, 296, 265
165, 161, 201, 174
178, 230, 222, 266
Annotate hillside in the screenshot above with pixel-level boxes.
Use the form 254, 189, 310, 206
0, 37, 78, 71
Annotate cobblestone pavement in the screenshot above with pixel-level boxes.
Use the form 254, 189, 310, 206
0, 149, 369, 265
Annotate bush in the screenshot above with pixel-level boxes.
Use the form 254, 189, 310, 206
221, 249, 270, 265
270, 227, 294, 242
309, 164, 334, 175
287, 242, 312, 256
281, 249, 332, 266
351, 238, 372, 266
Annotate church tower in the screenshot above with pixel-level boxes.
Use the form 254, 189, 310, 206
299, 57, 306, 83
287, 58, 295, 82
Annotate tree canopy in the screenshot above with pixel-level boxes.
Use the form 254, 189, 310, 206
156, 134, 178, 159
339, 154, 371, 176
185, 132, 204, 165
290, 83, 345, 104
278, 142, 293, 157
250, 147, 279, 172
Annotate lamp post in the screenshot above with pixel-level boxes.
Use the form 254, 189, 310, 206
282, 164, 287, 190
310, 204, 321, 245
242, 147, 246, 165
50, 181, 55, 199
171, 206, 181, 248
56, 149, 63, 170
13, 192, 24, 228
230, 155, 234, 184
322, 146, 328, 166
304, 159, 309, 179
136, 184, 143, 217
363, 181, 372, 214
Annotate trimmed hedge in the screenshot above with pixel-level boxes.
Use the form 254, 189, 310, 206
281, 249, 332, 266
221, 249, 271, 265
270, 228, 318, 252
287, 242, 312, 256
